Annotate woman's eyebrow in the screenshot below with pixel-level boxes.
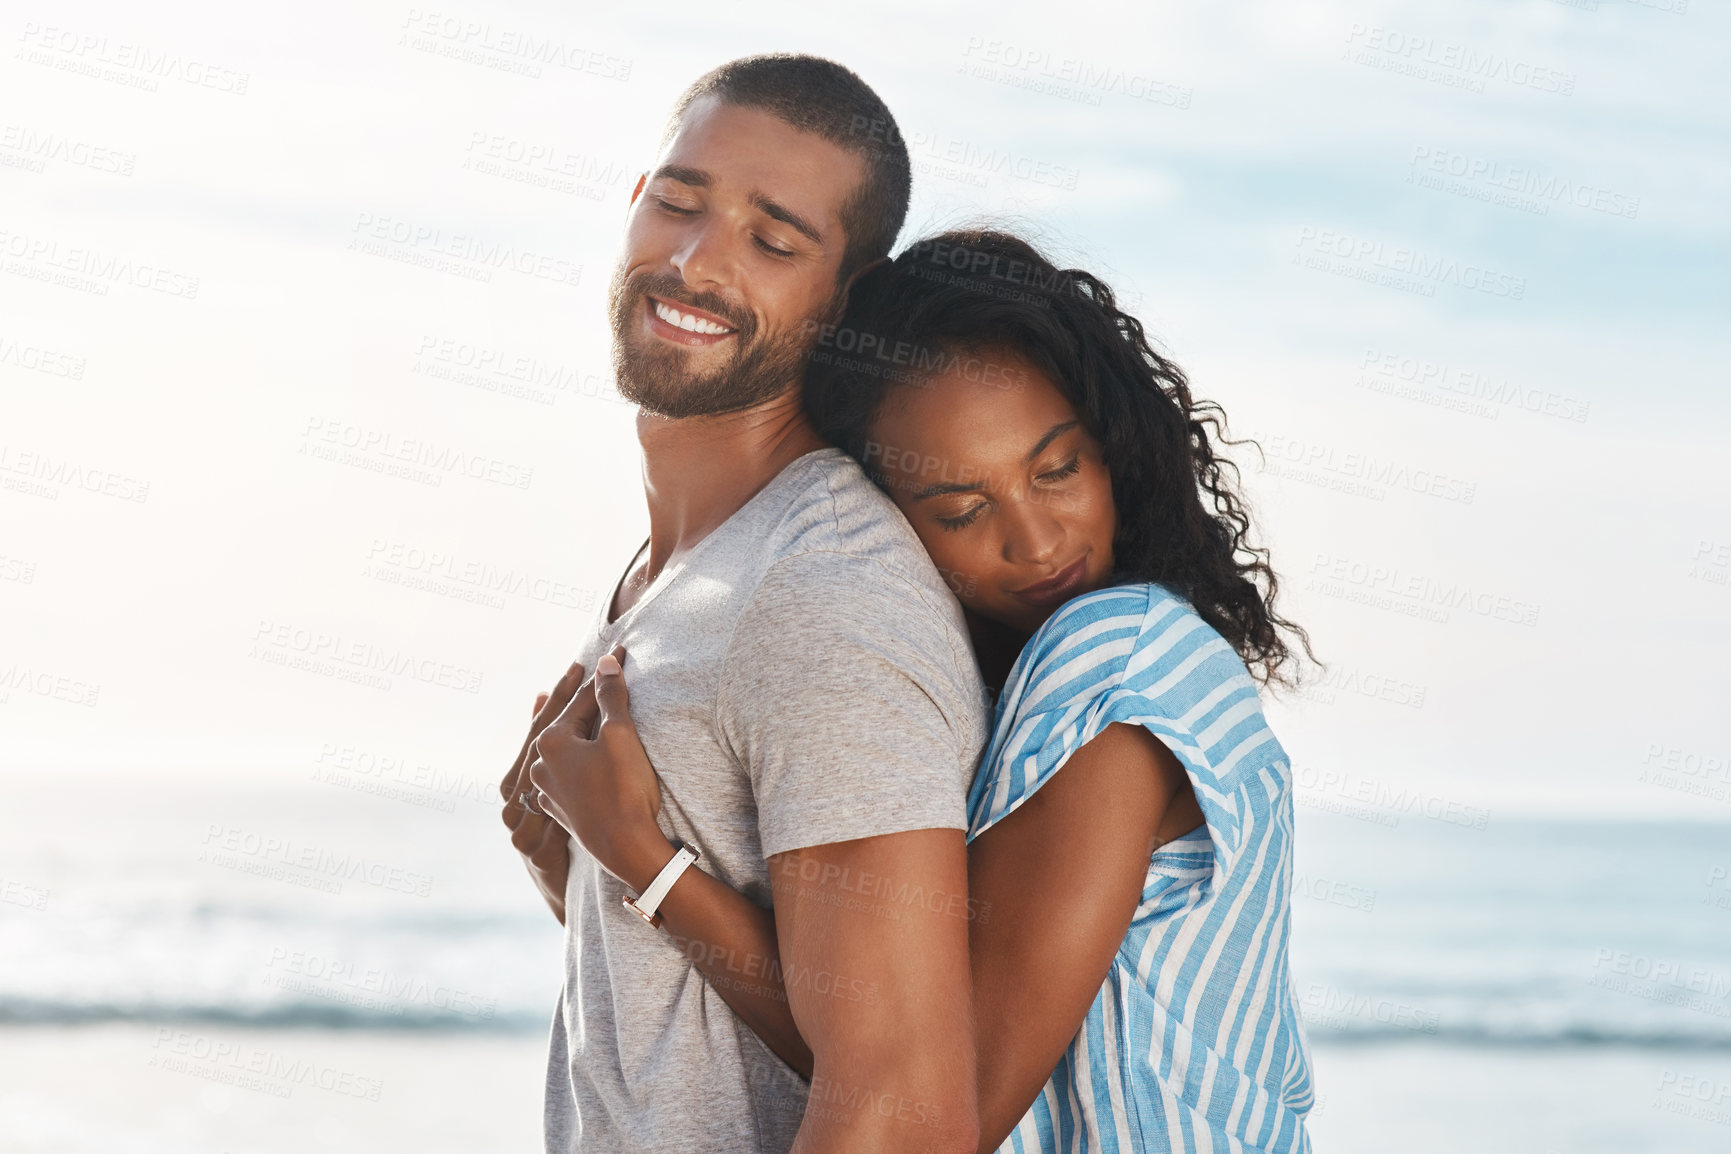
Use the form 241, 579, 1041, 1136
910, 421, 1081, 501
1026, 421, 1080, 462
911, 479, 981, 501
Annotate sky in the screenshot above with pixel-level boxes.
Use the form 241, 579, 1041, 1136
2, 0, 1727, 820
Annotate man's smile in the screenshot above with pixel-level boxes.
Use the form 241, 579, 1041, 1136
646, 295, 739, 347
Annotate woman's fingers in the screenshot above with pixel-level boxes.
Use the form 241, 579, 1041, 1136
509, 756, 552, 848
526, 756, 571, 832
550, 674, 602, 743
537, 661, 586, 727
500, 661, 584, 812
593, 651, 634, 733
534, 691, 550, 717
508, 806, 546, 853
527, 813, 569, 873
516, 644, 632, 834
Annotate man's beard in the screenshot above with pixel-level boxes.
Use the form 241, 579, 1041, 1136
608, 264, 829, 420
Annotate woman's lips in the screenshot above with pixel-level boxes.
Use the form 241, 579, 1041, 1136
1011, 555, 1089, 608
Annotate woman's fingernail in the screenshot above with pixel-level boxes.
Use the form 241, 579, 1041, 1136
597, 654, 621, 677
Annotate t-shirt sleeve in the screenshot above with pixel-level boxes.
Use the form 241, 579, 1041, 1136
717, 550, 986, 859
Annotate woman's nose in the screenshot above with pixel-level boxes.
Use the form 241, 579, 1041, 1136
1001, 494, 1065, 567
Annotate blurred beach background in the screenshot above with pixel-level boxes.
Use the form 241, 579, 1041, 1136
3, 0, 1726, 1150
4, 782, 1730, 1152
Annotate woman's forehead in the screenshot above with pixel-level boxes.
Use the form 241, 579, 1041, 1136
880, 352, 1074, 438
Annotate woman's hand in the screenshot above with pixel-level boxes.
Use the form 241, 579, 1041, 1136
498, 660, 588, 925
529, 648, 677, 893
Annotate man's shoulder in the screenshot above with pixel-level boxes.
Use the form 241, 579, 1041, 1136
720, 452, 980, 695
762, 450, 923, 554
752, 449, 955, 608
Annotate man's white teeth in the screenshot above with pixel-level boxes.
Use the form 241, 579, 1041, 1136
653, 300, 732, 335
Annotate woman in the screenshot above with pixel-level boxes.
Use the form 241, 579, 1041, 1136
548, 229, 1316, 1152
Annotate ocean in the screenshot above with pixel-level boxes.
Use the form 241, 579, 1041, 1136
2, 772, 1727, 1152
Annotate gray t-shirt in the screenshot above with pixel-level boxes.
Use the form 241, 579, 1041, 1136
544, 447, 989, 1154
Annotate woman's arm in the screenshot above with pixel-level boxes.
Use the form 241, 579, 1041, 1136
645, 718, 1201, 1135
527, 651, 814, 1076
613, 834, 814, 1076
531, 653, 1202, 1142
967, 721, 1201, 1152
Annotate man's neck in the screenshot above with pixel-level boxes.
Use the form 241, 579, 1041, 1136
636, 388, 827, 580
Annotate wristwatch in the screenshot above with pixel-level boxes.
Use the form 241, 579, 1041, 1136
622, 841, 701, 929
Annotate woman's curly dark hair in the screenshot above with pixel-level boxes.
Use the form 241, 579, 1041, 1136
803, 227, 1314, 687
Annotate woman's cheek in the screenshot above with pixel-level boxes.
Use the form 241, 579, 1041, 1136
932, 546, 984, 603
912, 532, 980, 606
1082, 477, 1116, 535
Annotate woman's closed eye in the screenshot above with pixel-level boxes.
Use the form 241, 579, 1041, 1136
936, 502, 988, 531
1037, 455, 1082, 484
934, 460, 1078, 531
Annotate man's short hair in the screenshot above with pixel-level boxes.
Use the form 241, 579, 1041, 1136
665, 54, 912, 280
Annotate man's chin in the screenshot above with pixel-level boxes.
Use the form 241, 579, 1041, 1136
611, 312, 814, 419
615, 359, 786, 420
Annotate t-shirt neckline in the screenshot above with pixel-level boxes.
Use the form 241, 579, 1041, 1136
600, 446, 842, 632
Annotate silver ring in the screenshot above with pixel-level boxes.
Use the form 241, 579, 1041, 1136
520, 788, 546, 816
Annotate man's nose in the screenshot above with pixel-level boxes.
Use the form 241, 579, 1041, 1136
669, 220, 735, 294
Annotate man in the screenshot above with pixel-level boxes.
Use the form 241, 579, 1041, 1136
497, 55, 989, 1153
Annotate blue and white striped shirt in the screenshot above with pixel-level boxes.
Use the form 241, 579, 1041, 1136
968, 584, 1313, 1153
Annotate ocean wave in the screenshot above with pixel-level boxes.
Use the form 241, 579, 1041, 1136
71, 897, 552, 935
10, 996, 1731, 1050
0, 997, 549, 1033
1304, 1020, 1731, 1049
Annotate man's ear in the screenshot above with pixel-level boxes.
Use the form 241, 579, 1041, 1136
628, 173, 647, 209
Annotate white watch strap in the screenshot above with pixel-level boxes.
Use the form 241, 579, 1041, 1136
628, 842, 700, 923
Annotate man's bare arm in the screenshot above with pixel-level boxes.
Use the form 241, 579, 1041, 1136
771, 829, 978, 1154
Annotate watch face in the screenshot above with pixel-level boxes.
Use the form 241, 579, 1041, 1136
622, 894, 660, 926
